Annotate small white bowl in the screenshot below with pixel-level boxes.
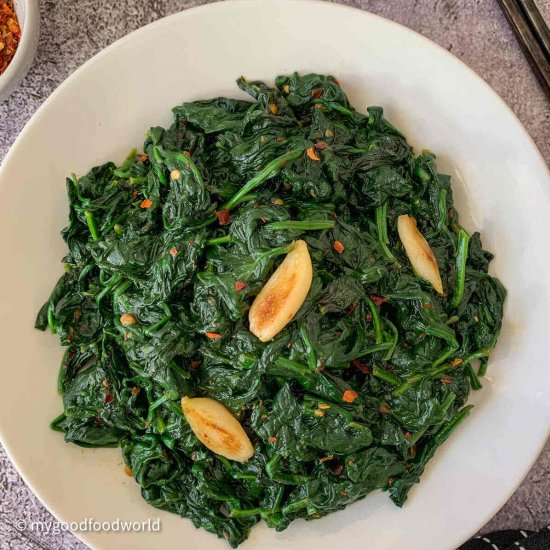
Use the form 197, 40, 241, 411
0, 0, 40, 102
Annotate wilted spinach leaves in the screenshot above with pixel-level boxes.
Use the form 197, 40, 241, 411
37, 73, 506, 547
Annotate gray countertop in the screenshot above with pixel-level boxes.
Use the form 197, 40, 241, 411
0, 1, 548, 548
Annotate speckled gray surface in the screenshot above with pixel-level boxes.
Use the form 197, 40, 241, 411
0, 1, 549, 548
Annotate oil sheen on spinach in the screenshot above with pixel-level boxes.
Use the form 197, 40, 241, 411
36, 73, 506, 547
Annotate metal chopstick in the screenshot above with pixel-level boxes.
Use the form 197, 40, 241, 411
498, 0, 550, 99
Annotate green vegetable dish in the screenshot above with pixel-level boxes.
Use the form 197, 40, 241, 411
36, 73, 506, 547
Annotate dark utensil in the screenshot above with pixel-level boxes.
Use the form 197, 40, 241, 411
498, 0, 550, 99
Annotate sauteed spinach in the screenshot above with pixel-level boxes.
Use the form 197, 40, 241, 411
36, 73, 506, 547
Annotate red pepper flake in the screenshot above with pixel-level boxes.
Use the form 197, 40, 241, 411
351, 359, 370, 374
405, 432, 411, 441
311, 88, 324, 99
131, 387, 141, 396
73, 308, 82, 321
0, 1, 21, 76
314, 141, 328, 150
104, 392, 113, 405
388, 477, 394, 486
424, 302, 431, 309
275, 137, 285, 142
132, 190, 139, 197
140, 199, 153, 209
441, 375, 454, 384
235, 280, 246, 292
138, 154, 148, 162
379, 403, 390, 414
342, 390, 358, 403
169, 247, 178, 256
216, 209, 230, 225
259, 216, 268, 224
369, 294, 388, 306
124, 466, 133, 477
205, 332, 222, 339
451, 358, 463, 367
345, 302, 357, 315
306, 147, 321, 161
268, 436, 277, 443
190, 360, 202, 370
333, 240, 345, 254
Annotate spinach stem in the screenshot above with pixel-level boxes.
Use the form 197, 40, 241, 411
95, 273, 122, 304
101, 210, 132, 234
275, 356, 314, 373
144, 303, 172, 336
372, 365, 401, 386
114, 279, 132, 297
441, 392, 456, 415
152, 146, 163, 164
206, 235, 232, 246
260, 486, 285, 517
466, 363, 483, 390
383, 317, 399, 361
357, 342, 392, 357
375, 202, 395, 260
50, 412, 67, 432
120, 148, 137, 171
129, 177, 147, 185
478, 358, 488, 377
265, 454, 282, 478
432, 344, 458, 368
266, 220, 335, 231
392, 359, 461, 397
450, 229, 470, 309
224, 148, 304, 210
317, 100, 355, 118
299, 324, 317, 371
150, 147, 168, 185
78, 264, 94, 284
173, 152, 205, 189
85, 211, 99, 241
436, 189, 448, 234
364, 296, 383, 344
47, 306, 56, 334
431, 405, 473, 447
282, 498, 309, 515
228, 193, 257, 208
230, 508, 261, 518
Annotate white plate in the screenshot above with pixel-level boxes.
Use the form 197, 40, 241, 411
1, 1, 549, 549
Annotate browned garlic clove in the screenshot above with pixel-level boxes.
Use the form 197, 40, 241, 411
181, 396, 254, 463
249, 240, 313, 341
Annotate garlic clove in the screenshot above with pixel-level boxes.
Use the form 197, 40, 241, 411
181, 396, 254, 463
397, 214, 444, 295
249, 240, 313, 342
